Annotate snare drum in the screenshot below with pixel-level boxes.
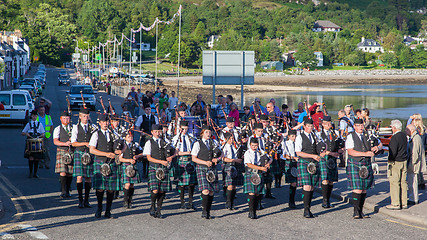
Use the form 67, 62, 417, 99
26, 138, 44, 153
183, 116, 202, 138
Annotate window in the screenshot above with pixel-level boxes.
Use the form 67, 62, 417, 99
13, 94, 26, 105
0, 94, 11, 105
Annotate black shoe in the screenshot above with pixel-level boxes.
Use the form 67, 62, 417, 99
304, 209, 314, 218
105, 210, 111, 218
322, 200, 331, 208
407, 200, 418, 205
28, 173, 33, 178
188, 203, 196, 210
78, 201, 84, 208
149, 206, 156, 217
95, 208, 102, 218
33, 174, 39, 178
201, 211, 207, 219
353, 210, 361, 219
123, 201, 129, 209
205, 212, 211, 219
65, 192, 71, 198
248, 212, 255, 219
127, 202, 132, 209
289, 201, 296, 209
60, 193, 66, 199
155, 209, 164, 219
252, 213, 258, 219
84, 201, 92, 208
359, 211, 369, 219
180, 202, 186, 209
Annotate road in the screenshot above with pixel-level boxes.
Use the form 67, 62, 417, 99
0, 67, 426, 240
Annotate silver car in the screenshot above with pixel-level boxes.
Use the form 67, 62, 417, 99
67, 85, 96, 111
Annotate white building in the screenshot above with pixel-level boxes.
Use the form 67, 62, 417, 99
357, 37, 384, 53
312, 20, 342, 32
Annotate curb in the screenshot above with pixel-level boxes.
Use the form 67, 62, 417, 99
315, 188, 427, 227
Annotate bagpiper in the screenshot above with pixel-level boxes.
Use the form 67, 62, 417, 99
71, 107, 96, 208
89, 114, 121, 218
172, 120, 198, 210
53, 110, 74, 198
282, 129, 299, 208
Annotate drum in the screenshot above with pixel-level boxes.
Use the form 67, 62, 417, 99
183, 116, 202, 138
26, 138, 44, 153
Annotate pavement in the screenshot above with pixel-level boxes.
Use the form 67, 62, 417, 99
323, 155, 427, 227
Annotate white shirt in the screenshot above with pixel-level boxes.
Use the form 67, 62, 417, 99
53, 124, 72, 139
89, 129, 111, 147
135, 114, 159, 128
247, 135, 266, 150
221, 127, 240, 142
244, 148, 264, 165
282, 139, 297, 158
345, 132, 380, 150
142, 137, 162, 156
191, 139, 218, 157
168, 97, 178, 109
339, 119, 354, 133
172, 134, 193, 152
223, 143, 238, 159
70, 122, 91, 143
295, 131, 315, 152
22, 120, 45, 135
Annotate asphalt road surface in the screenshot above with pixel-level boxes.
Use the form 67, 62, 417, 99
0, 67, 426, 240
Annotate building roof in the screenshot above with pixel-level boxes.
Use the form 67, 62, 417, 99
313, 20, 341, 29
357, 39, 382, 47
404, 36, 416, 43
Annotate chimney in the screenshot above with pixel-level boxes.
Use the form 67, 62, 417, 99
361, 37, 365, 43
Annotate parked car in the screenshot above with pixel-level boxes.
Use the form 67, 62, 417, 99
0, 90, 34, 125
34, 75, 45, 88
18, 85, 36, 99
58, 74, 70, 86
67, 85, 96, 111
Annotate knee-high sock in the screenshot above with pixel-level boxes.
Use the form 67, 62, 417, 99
66, 176, 73, 193
178, 186, 185, 203
123, 188, 129, 204
33, 161, 39, 175
28, 160, 33, 174
226, 189, 232, 207
352, 192, 361, 213
289, 185, 296, 203
201, 194, 209, 213
327, 184, 333, 201
188, 185, 195, 204
248, 194, 255, 213
207, 195, 214, 213
84, 182, 91, 202
60, 176, 67, 194
157, 192, 165, 209
230, 189, 236, 208
360, 193, 367, 212
302, 190, 312, 210
128, 187, 134, 204
77, 182, 83, 202
321, 184, 328, 202
106, 191, 114, 212
96, 190, 104, 210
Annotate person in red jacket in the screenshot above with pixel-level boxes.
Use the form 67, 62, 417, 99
309, 102, 324, 131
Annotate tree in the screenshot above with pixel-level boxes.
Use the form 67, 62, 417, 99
398, 47, 412, 66
381, 52, 399, 68
170, 39, 191, 67
412, 45, 427, 68
344, 51, 365, 66
294, 44, 317, 68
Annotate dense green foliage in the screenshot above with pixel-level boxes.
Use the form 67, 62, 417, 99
1, 0, 427, 67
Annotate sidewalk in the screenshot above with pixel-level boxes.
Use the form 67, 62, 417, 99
327, 156, 427, 226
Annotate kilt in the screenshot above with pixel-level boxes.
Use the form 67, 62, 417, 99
55, 148, 74, 174
346, 157, 374, 190
269, 158, 282, 176
176, 156, 198, 186
243, 171, 265, 194
223, 163, 243, 187
284, 160, 298, 183
148, 164, 172, 192
319, 156, 339, 182
121, 163, 141, 185
196, 165, 219, 192
297, 158, 321, 187
93, 157, 121, 191
72, 151, 94, 177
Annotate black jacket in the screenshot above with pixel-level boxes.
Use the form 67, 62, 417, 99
388, 131, 408, 162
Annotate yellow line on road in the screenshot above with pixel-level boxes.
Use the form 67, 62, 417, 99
385, 219, 427, 231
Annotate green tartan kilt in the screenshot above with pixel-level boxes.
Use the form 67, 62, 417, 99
55, 148, 74, 174
319, 156, 339, 182
243, 171, 265, 194
196, 165, 219, 192
93, 157, 121, 191
269, 158, 282, 176
223, 163, 243, 187
176, 156, 198, 186
148, 164, 172, 192
346, 157, 374, 190
284, 160, 298, 183
121, 163, 141, 185
72, 151, 94, 177
297, 158, 321, 187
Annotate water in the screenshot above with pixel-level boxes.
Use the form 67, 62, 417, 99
245, 84, 427, 126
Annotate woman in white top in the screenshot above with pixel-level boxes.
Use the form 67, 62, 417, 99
22, 110, 45, 178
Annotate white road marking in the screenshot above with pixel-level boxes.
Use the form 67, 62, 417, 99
0, 232, 14, 239
19, 225, 48, 239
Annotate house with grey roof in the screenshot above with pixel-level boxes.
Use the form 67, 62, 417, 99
357, 37, 384, 53
312, 20, 342, 32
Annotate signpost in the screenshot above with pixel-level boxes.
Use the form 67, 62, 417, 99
203, 51, 255, 108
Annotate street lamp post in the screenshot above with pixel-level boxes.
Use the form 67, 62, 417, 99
84, 41, 89, 78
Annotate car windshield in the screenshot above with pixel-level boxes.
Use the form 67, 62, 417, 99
21, 82, 34, 87
70, 87, 93, 94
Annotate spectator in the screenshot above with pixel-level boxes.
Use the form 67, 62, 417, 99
159, 101, 171, 124
37, 105, 53, 169
151, 97, 159, 114
265, 102, 275, 116
191, 103, 204, 117
106, 81, 111, 95
137, 89, 144, 104
355, 109, 362, 119
297, 103, 309, 124
269, 98, 281, 116
292, 102, 304, 120
250, 98, 266, 116
406, 124, 426, 205
344, 105, 355, 121
216, 95, 223, 105
38, 97, 52, 115
386, 120, 408, 210
361, 108, 372, 128
240, 106, 251, 126
128, 87, 138, 102
338, 109, 354, 136
408, 113, 427, 190
159, 92, 168, 110
226, 95, 234, 106
309, 102, 324, 131
192, 94, 206, 111
215, 96, 230, 127
0, 101, 5, 110
229, 103, 240, 127
162, 88, 169, 98
280, 104, 293, 126
168, 91, 178, 110
142, 91, 153, 106
154, 87, 161, 98
121, 96, 139, 118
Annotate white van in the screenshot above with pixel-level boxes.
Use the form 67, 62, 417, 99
0, 90, 34, 125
